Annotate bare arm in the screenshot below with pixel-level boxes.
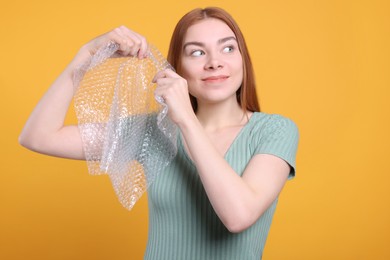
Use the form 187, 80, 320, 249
19, 26, 148, 159
19, 60, 85, 159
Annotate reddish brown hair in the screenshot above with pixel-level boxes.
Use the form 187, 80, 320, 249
167, 7, 260, 112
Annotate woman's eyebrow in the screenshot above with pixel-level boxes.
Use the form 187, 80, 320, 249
183, 41, 204, 50
183, 36, 237, 50
218, 36, 237, 44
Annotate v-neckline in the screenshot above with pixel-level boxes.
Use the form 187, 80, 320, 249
178, 113, 258, 166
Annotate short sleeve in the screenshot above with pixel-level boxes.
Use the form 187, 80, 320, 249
253, 115, 299, 179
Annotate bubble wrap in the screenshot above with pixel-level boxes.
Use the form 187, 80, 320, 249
73, 42, 177, 210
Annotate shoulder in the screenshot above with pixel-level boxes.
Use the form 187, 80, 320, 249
249, 112, 299, 139
248, 112, 299, 177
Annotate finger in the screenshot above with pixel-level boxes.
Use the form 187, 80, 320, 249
162, 69, 181, 78
138, 35, 148, 59
112, 26, 141, 56
112, 27, 132, 55
152, 70, 166, 83
152, 69, 180, 83
132, 32, 148, 58
119, 26, 147, 58
153, 80, 169, 97
104, 29, 126, 47
155, 77, 175, 88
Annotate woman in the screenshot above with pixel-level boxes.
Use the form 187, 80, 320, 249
19, 7, 299, 260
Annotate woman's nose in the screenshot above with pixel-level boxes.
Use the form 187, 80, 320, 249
204, 54, 223, 70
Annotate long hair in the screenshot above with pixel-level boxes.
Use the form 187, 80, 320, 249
167, 7, 260, 112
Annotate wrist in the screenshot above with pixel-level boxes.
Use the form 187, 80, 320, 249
177, 112, 201, 134
70, 45, 92, 67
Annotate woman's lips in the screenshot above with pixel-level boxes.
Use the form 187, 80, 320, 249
202, 75, 229, 82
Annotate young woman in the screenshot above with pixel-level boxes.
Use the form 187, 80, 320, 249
19, 7, 299, 260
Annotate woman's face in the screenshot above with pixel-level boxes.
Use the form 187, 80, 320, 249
180, 18, 243, 106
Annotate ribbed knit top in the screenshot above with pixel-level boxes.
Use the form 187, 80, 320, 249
144, 112, 299, 260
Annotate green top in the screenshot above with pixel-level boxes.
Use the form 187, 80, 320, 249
145, 112, 299, 260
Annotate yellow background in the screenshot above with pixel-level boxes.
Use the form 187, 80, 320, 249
1, 0, 389, 259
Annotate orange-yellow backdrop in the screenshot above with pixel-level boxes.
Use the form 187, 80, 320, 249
1, 0, 389, 259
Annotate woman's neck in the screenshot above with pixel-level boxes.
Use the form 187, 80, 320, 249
195, 101, 250, 132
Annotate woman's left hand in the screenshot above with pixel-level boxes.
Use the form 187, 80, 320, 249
153, 69, 196, 126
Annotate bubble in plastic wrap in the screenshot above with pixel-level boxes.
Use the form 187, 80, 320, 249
73, 42, 177, 210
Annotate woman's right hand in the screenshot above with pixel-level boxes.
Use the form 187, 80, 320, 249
73, 26, 149, 67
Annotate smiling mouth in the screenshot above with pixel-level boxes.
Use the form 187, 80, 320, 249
202, 76, 229, 82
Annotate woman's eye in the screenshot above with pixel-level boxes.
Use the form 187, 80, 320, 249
191, 50, 204, 57
223, 46, 235, 53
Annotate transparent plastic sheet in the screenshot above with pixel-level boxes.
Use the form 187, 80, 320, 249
73, 42, 177, 210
